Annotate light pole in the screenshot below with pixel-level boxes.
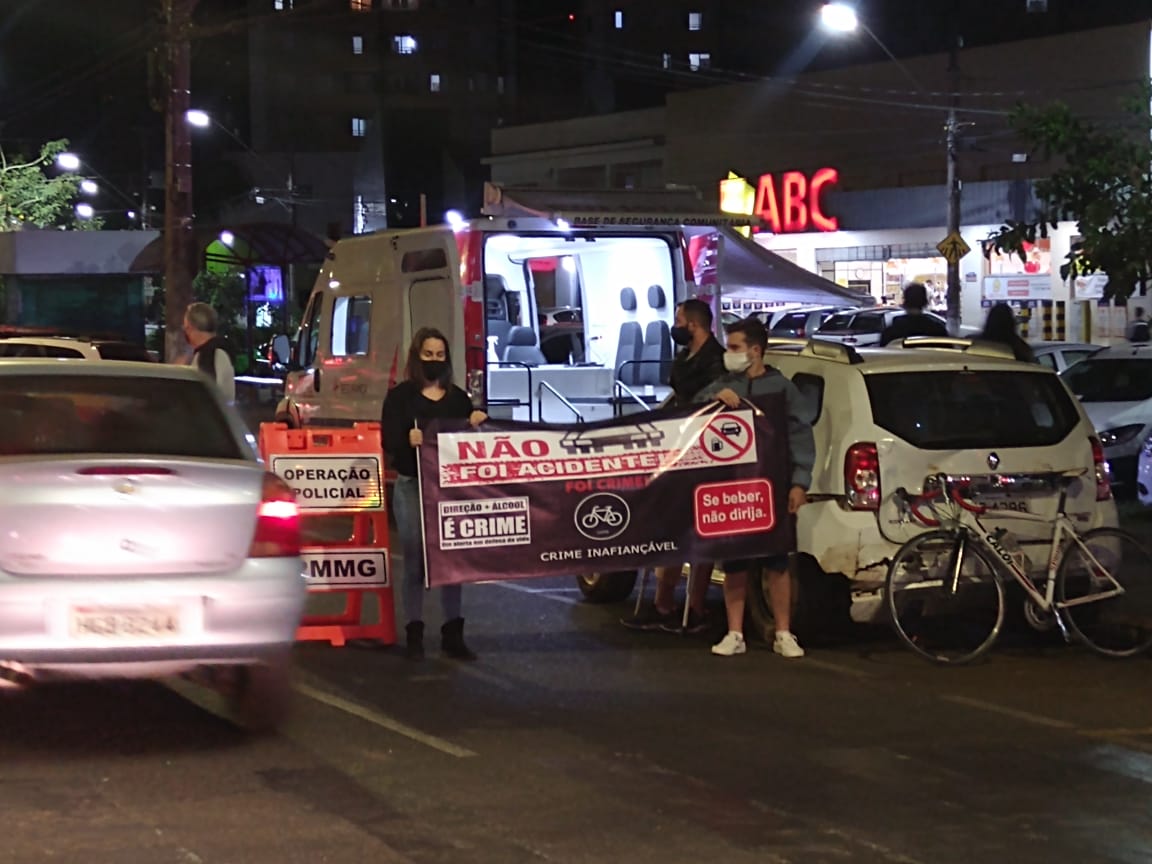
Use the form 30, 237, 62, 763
820, 2, 963, 333
164, 0, 201, 363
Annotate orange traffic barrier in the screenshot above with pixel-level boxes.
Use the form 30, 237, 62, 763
259, 422, 396, 647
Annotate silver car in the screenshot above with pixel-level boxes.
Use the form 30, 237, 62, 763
0, 361, 306, 729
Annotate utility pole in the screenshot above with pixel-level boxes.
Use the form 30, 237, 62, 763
163, 0, 199, 362
944, 8, 963, 335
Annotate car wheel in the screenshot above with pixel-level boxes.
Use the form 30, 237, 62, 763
575, 570, 638, 603
228, 659, 293, 733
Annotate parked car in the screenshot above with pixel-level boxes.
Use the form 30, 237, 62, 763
0, 360, 306, 729
767, 305, 845, 339
580, 338, 1117, 639
1062, 344, 1152, 497
0, 336, 153, 362
1031, 341, 1103, 373
814, 307, 979, 346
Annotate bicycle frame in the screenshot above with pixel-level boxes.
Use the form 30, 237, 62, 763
903, 475, 1126, 614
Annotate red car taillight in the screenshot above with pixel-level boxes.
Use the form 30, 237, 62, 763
1090, 436, 1111, 501
845, 442, 881, 510
249, 472, 301, 558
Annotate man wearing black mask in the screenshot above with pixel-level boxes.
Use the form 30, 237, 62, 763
622, 297, 725, 634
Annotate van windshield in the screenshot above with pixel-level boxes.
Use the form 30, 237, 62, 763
866, 370, 1079, 449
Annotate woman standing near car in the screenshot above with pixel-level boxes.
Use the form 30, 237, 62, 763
382, 327, 487, 661
981, 303, 1038, 363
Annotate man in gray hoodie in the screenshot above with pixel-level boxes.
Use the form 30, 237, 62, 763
696, 316, 815, 659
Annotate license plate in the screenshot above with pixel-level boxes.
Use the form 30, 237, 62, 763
981, 496, 1032, 513
70, 605, 181, 639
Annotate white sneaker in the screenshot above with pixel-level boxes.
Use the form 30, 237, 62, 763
711, 631, 746, 656
773, 631, 805, 659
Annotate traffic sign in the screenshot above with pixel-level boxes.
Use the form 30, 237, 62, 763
936, 231, 971, 264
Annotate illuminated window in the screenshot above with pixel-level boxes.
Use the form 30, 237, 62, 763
661, 52, 671, 69
614, 10, 623, 28
352, 35, 363, 54
350, 0, 370, 10
274, 0, 292, 9
429, 73, 441, 92
689, 52, 710, 71
352, 117, 367, 137
688, 11, 701, 30
392, 34, 418, 54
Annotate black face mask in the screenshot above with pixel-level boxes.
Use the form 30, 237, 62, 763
670, 325, 692, 346
421, 359, 447, 381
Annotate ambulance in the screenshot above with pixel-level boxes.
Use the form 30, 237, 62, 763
275, 215, 704, 430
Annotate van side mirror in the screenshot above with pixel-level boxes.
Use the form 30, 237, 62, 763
272, 334, 291, 366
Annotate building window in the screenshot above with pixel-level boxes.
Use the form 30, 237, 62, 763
689, 52, 710, 71
392, 34, 418, 54
429, 73, 441, 92
614, 10, 623, 28
350, 0, 370, 10
688, 11, 701, 30
352, 35, 364, 54
274, 0, 292, 9
332, 296, 373, 356
352, 117, 367, 137
661, 52, 671, 69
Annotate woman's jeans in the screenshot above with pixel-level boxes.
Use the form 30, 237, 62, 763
393, 475, 462, 624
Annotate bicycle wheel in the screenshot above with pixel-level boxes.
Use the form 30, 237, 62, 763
1056, 527, 1152, 657
885, 529, 1005, 665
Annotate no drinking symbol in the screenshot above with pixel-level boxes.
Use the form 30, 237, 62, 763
700, 413, 753, 462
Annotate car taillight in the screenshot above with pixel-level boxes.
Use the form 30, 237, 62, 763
845, 442, 880, 510
249, 472, 301, 558
1091, 436, 1111, 501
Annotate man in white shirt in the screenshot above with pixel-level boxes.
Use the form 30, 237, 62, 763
183, 302, 236, 402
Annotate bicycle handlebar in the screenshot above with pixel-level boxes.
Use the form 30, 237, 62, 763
894, 475, 986, 527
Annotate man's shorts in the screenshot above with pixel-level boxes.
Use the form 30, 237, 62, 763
721, 554, 790, 575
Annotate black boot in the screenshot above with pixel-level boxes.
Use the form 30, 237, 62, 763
405, 621, 425, 661
440, 617, 477, 661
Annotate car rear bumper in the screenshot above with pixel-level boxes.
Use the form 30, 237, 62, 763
0, 558, 306, 675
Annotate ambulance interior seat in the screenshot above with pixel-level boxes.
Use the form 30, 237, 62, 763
503, 326, 547, 367
484, 274, 514, 359
614, 286, 643, 386
639, 284, 672, 385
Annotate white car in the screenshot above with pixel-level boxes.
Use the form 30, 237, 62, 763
0, 360, 306, 729
751, 338, 1117, 635
1060, 344, 1152, 498
0, 336, 154, 362
1032, 341, 1102, 373
815, 307, 978, 346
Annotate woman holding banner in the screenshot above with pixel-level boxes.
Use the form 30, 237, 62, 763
382, 327, 488, 661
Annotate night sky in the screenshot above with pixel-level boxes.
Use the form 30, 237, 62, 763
1, 0, 1149, 219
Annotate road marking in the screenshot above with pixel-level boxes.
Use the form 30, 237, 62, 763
939, 694, 1075, 730
294, 681, 477, 758
488, 581, 582, 606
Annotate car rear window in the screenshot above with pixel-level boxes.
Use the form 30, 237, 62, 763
0, 375, 244, 459
1061, 358, 1152, 402
0, 343, 85, 358
866, 370, 1080, 449
772, 312, 808, 332
820, 313, 856, 331
96, 343, 153, 362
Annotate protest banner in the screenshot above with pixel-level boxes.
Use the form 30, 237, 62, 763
417, 400, 792, 586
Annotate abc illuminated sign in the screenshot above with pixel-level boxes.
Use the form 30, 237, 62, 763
719, 168, 840, 234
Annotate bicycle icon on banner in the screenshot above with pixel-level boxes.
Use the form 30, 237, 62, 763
574, 493, 631, 541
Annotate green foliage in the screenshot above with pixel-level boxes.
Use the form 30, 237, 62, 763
986, 98, 1152, 299
0, 139, 100, 231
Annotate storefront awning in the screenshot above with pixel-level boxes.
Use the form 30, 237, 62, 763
692, 227, 876, 307
128, 221, 330, 274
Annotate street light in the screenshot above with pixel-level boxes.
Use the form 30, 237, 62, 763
75, 203, 95, 219
819, 2, 963, 333
56, 152, 81, 171
79, 179, 99, 195
185, 109, 211, 128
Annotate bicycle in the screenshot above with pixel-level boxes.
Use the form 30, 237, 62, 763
580, 505, 624, 530
885, 471, 1152, 665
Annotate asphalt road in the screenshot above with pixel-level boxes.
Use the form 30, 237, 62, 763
6, 561, 1152, 864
